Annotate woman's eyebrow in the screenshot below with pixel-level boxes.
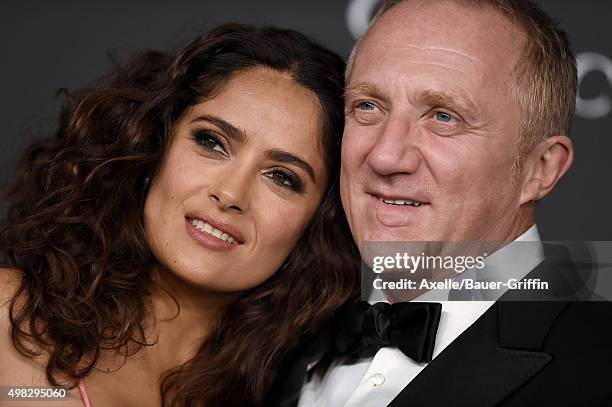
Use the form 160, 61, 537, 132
190, 115, 248, 144
265, 149, 316, 183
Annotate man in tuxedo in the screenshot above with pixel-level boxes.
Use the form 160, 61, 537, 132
269, 0, 612, 406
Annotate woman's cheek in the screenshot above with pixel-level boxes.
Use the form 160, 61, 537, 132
263, 204, 309, 254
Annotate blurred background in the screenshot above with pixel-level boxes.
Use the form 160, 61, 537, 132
1, 0, 610, 240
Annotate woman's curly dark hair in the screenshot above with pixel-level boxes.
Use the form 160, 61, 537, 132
0, 23, 359, 406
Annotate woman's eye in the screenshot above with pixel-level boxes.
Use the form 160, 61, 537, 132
192, 129, 227, 155
435, 111, 454, 123
264, 170, 302, 192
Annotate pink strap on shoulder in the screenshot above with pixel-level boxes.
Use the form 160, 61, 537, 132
78, 379, 92, 407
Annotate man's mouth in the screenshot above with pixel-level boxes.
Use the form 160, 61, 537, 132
366, 192, 430, 228
380, 198, 425, 207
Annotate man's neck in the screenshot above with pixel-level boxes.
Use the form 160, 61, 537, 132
369, 224, 544, 303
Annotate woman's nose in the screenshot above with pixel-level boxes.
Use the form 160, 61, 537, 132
208, 165, 252, 214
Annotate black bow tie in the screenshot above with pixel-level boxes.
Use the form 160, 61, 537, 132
332, 301, 442, 363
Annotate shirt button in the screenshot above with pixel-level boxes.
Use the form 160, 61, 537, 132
369, 373, 385, 387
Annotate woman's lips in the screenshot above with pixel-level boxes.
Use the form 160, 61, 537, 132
185, 220, 239, 251
185, 213, 245, 242
184, 213, 244, 251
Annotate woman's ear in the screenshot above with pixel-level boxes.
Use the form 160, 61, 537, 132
520, 135, 574, 205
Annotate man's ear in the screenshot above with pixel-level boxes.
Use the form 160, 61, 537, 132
520, 135, 574, 204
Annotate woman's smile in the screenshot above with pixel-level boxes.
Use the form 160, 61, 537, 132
185, 214, 243, 251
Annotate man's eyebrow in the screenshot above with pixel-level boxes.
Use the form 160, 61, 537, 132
344, 84, 479, 119
418, 90, 478, 117
190, 115, 248, 144
344, 83, 385, 101
265, 149, 316, 183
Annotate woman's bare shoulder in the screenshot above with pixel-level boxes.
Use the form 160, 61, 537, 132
0, 268, 23, 325
0, 267, 22, 301
0, 269, 104, 405
0, 268, 24, 328
0, 268, 49, 387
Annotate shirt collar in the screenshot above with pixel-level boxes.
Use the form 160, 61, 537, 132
368, 224, 544, 304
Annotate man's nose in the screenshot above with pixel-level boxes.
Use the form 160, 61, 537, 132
366, 114, 421, 176
208, 163, 252, 214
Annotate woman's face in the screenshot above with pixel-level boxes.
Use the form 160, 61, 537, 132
144, 68, 328, 292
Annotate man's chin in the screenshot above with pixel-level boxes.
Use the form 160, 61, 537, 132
359, 228, 433, 244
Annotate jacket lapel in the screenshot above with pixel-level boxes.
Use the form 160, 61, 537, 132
388, 301, 561, 407
389, 245, 576, 407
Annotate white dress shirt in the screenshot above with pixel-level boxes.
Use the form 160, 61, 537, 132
298, 226, 544, 407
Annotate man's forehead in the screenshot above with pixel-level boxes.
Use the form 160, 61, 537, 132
358, 0, 524, 75
348, 34, 491, 107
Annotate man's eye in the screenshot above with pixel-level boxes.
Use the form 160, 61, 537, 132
356, 101, 378, 111
264, 169, 303, 192
192, 129, 227, 155
435, 111, 454, 123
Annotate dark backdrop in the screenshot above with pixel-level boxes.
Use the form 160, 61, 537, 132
1, 0, 610, 240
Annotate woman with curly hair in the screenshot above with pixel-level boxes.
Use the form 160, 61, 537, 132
0, 23, 359, 406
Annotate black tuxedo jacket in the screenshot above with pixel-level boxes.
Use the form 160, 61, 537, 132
268, 245, 612, 407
